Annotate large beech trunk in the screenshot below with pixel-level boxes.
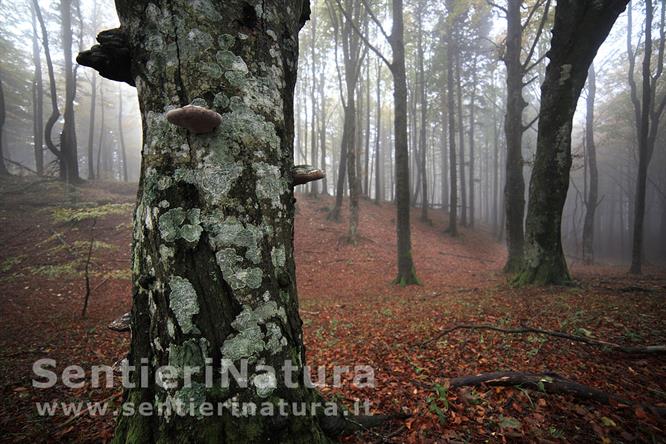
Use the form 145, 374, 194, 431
516, 0, 629, 285
86, 1, 329, 441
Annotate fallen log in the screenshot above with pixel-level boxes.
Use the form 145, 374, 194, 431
448, 371, 666, 417
420, 323, 666, 355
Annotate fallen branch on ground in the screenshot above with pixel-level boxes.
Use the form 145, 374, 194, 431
448, 371, 666, 417
420, 323, 666, 355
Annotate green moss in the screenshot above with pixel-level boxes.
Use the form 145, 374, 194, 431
52, 203, 133, 223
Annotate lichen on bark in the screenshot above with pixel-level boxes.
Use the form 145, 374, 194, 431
104, 1, 329, 442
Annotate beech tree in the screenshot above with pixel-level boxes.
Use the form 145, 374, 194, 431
516, 0, 630, 285
627, 0, 666, 274
78, 0, 360, 440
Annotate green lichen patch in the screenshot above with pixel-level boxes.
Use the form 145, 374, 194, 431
254, 162, 287, 209
221, 326, 265, 362
158, 208, 203, 244
168, 276, 200, 335
175, 164, 243, 207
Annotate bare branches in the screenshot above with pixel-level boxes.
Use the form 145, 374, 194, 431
486, 0, 508, 15
334, 0, 393, 69
522, 0, 552, 72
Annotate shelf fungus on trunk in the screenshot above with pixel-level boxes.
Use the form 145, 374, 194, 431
107, 311, 131, 332
165, 105, 223, 134
76, 28, 134, 86
292, 165, 326, 186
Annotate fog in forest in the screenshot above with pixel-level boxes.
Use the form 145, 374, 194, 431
1, 0, 665, 442
1, 0, 664, 267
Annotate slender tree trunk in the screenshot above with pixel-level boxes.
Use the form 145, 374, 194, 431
364, 58, 371, 197
468, 56, 478, 228
0, 74, 8, 176
628, 0, 664, 274
446, 9, 458, 236
60, 0, 80, 183
118, 84, 128, 182
33, 0, 62, 170
375, 62, 382, 204
319, 69, 328, 195
503, 0, 527, 272
310, 11, 318, 196
391, 0, 419, 285
516, 0, 630, 285
87, 73, 98, 180
96, 80, 105, 179
582, 63, 598, 264
456, 50, 467, 227
31, 3, 44, 175
417, 9, 429, 223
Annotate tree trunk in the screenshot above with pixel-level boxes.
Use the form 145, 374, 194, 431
582, 63, 598, 265
309, 10, 319, 196
456, 50, 467, 227
59, 0, 80, 183
87, 73, 98, 180
82, 2, 332, 440
118, 84, 128, 182
417, 7, 429, 223
468, 55, 478, 228
391, 0, 419, 285
503, 0, 526, 273
628, 0, 665, 274
446, 7, 458, 236
33, 0, 62, 171
374, 62, 382, 204
96, 79, 106, 179
31, 3, 44, 176
0, 74, 8, 176
516, 0, 630, 286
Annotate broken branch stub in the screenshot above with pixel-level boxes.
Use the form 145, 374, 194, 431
292, 165, 326, 186
165, 105, 223, 134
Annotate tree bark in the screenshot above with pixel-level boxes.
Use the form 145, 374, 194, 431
516, 0, 630, 286
0, 74, 8, 176
628, 0, 665, 274
83, 1, 332, 441
374, 61, 382, 204
503, 0, 526, 273
391, 0, 419, 285
59, 0, 80, 183
31, 3, 44, 176
582, 63, 598, 265
417, 6, 429, 223
117, 83, 128, 182
456, 49, 467, 227
445, 6, 458, 236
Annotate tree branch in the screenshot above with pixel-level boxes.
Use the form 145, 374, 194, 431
420, 323, 666, 355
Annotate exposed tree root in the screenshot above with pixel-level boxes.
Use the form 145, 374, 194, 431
420, 323, 666, 355
448, 371, 666, 417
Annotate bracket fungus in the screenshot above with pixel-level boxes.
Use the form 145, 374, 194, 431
108, 311, 131, 332
292, 165, 326, 186
166, 105, 223, 134
76, 28, 134, 86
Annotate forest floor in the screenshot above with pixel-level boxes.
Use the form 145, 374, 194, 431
0, 176, 665, 443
